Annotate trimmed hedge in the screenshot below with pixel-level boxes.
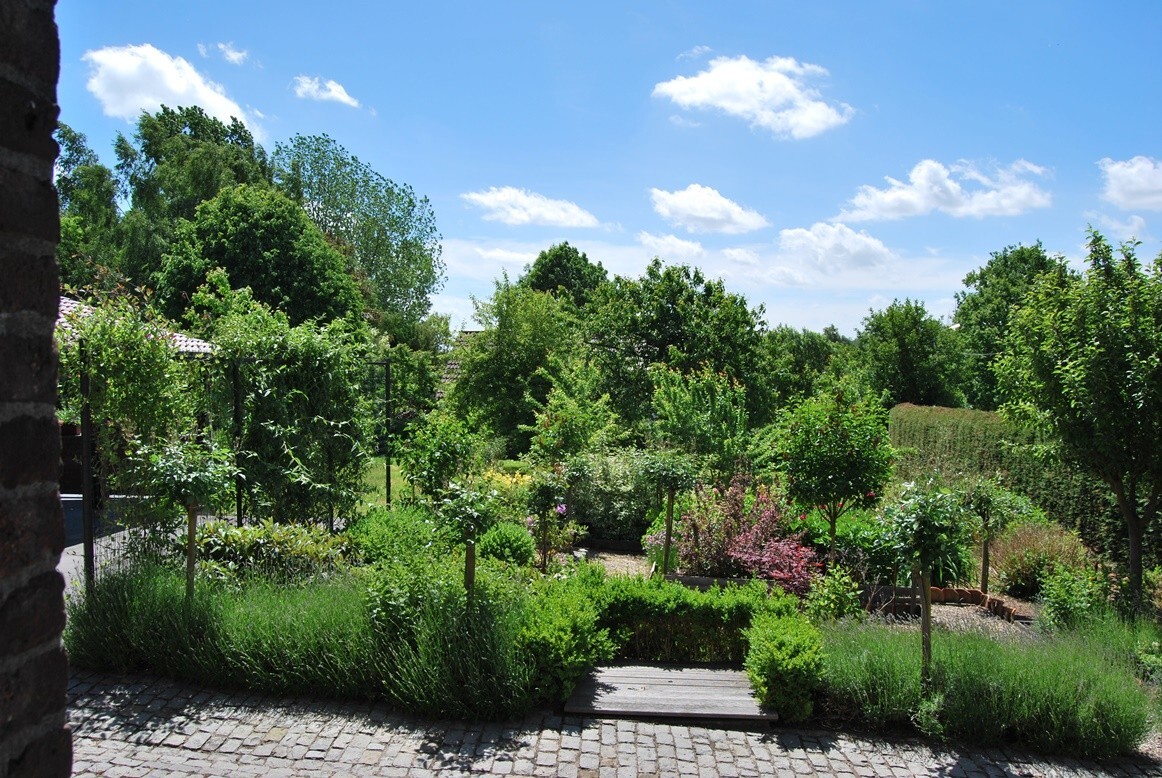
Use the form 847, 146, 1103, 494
744, 612, 823, 722
888, 404, 1131, 563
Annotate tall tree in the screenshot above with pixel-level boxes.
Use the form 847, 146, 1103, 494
954, 242, 1056, 409
272, 134, 444, 329
448, 278, 576, 455
54, 123, 121, 291
520, 241, 607, 307
858, 299, 966, 407
584, 259, 765, 428
997, 230, 1162, 601
114, 105, 270, 288
156, 184, 361, 325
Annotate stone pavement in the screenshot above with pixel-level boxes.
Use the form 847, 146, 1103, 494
69, 670, 1162, 777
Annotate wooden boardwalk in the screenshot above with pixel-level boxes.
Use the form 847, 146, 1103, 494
564, 663, 778, 722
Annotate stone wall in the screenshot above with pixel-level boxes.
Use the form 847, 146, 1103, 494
0, 0, 72, 776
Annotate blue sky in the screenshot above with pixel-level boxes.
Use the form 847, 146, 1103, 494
57, 1, 1162, 335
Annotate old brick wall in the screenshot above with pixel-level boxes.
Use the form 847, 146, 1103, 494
0, 0, 72, 776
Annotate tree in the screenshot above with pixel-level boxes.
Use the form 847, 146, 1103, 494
778, 385, 893, 559
54, 124, 122, 291
954, 242, 1056, 409
584, 259, 765, 428
886, 483, 968, 691
651, 365, 748, 482
858, 299, 966, 407
157, 184, 362, 324
996, 230, 1162, 601
759, 325, 836, 407
272, 133, 444, 328
115, 105, 271, 289
448, 278, 576, 455
520, 241, 607, 307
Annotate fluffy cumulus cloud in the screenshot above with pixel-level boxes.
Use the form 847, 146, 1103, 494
83, 44, 257, 133
1092, 213, 1149, 242
637, 231, 705, 261
650, 184, 768, 234
653, 55, 854, 140
678, 45, 712, 60
292, 76, 360, 108
838, 159, 1051, 221
461, 186, 600, 228
777, 222, 894, 272
1099, 156, 1162, 211
217, 42, 248, 65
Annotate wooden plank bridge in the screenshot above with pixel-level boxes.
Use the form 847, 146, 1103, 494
564, 663, 778, 722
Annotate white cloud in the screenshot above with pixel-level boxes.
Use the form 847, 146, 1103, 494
292, 75, 360, 108
649, 183, 769, 234
668, 115, 701, 128
477, 247, 536, 265
1090, 212, 1149, 242
653, 54, 853, 140
723, 247, 760, 265
637, 232, 705, 261
217, 42, 248, 65
1099, 156, 1162, 211
82, 44, 260, 136
838, 159, 1051, 221
777, 222, 894, 272
461, 186, 600, 227
678, 45, 712, 60
197, 43, 208, 58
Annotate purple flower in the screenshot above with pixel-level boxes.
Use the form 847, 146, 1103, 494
555, 503, 567, 516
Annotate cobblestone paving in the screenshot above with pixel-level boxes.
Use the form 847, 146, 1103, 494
69, 670, 1162, 777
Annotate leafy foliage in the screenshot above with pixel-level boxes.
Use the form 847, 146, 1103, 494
478, 522, 537, 566
519, 241, 607, 307
858, 298, 966, 407
744, 612, 824, 722
272, 133, 444, 328
651, 365, 748, 481
193, 519, 350, 582
997, 230, 1162, 600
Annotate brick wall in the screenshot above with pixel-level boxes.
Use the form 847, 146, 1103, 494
0, 1, 72, 776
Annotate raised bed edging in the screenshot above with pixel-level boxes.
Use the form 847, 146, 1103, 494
865, 585, 1033, 624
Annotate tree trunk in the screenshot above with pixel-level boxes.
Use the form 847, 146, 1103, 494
185, 504, 197, 605
662, 487, 675, 576
916, 565, 933, 693
980, 533, 990, 595
1113, 480, 1146, 604
464, 539, 476, 608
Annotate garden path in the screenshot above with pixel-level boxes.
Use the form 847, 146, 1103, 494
69, 670, 1162, 777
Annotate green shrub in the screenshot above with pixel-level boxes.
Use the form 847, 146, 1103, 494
519, 565, 616, 702
366, 557, 534, 719
568, 448, 656, 543
1038, 564, 1110, 631
804, 566, 863, 623
820, 620, 1152, 757
744, 613, 823, 722
479, 521, 536, 566
344, 503, 451, 564
193, 519, 350, 582
993, 518, 1089, 599
596, 576, 797, 663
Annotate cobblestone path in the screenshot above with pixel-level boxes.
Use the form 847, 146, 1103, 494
69, 670, 1162, 777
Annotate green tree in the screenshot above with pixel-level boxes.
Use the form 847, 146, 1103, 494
519, 241, 607, 307
449, 278, 576, 455
115, 105, 271, 288
858, 299, 966, 407
54, 123, 122, 291
885, 482, 969, 690
996, 230, 1162, 601
778, 385, 893, 559
651, 365, 748, 482
584, 259, 765, 429
954, 242, 1056, 410
157, 184, 361, 324
759, 325, 836, 407
272, 133, 443, 328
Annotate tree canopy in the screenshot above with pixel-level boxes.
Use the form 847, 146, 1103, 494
156, 184, 362, 325
858, 298, 966, 408
272, 133, 444, 329
519, 241, 607, 307
997, 230, 1162, 600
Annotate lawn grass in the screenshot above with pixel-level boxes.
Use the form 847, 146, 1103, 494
361, 457, 412, 505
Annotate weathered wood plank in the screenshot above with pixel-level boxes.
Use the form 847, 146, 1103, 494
565, 664, 778, 721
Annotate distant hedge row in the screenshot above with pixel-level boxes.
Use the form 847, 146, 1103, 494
887, 404, 1147, 565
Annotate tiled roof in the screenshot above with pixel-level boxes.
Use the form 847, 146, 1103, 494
57, 297, 215, 355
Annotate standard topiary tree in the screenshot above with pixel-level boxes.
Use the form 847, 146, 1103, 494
778, 384, 893, 560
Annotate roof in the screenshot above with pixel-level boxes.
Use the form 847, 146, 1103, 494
57, 297, 215, 355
